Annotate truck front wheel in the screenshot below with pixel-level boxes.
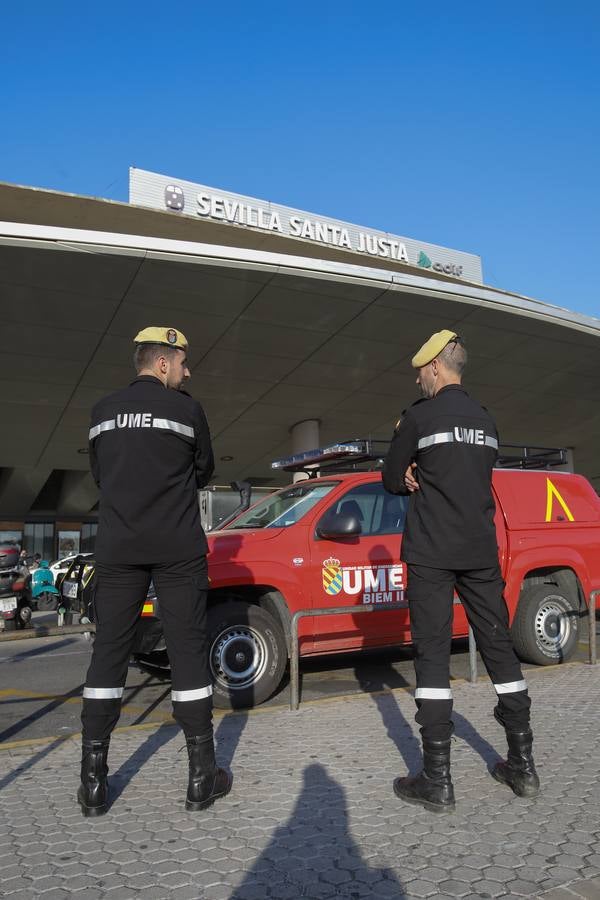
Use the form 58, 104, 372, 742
208, 600, 287, 709
511, 583, 579, 665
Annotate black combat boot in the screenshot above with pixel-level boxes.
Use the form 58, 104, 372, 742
77, 739, 110, 817
185, 736, 232, 811
393, 739, 455, 813
492, 729, 540, 798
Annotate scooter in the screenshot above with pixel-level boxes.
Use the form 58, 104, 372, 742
31, 560, 61, 611
0, 544, 33, 631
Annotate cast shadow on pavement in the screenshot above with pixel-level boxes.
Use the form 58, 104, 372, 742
0, 682, 86, 744
355, 661, 501, 774
109, 722, 179, 805
214, 709, 248, 771
109, 709, 248, 806
0, 735, 69, 791
228, 763, 406, 900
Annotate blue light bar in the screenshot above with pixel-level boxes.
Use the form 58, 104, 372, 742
271, 442, 368, 471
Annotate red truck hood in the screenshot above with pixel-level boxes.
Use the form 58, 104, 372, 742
207, 527, 283, 561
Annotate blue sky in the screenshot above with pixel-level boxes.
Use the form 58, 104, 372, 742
1, 1, 598, 317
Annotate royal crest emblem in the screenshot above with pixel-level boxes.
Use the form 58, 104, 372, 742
322, 557, 343, 596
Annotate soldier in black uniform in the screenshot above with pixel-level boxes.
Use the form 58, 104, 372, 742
383, 329, 539, 813
78, 326, 231, 817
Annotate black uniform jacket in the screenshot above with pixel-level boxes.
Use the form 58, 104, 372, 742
382, 384, 500, 569
89, 376, 214, 565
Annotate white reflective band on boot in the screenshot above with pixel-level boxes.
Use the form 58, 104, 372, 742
494, 680, 528, 694
83, 687, 124, 699
171, 685, 213, 702
415, 687, 453, 700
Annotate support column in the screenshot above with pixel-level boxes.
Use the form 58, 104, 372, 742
290, 419, 320, 483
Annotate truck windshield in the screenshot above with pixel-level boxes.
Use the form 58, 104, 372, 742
227, 482, 339, 529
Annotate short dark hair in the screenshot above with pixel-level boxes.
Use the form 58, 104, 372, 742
439, 337, 467, 375
134, 343, 180, 373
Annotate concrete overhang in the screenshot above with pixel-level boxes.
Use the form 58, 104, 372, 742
0, 219, 598, 519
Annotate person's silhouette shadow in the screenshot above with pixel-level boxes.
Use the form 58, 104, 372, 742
228, 763, 406, 899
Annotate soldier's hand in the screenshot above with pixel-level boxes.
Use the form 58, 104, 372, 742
404, 463, 419, 492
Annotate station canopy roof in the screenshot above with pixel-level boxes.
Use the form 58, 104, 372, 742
0, 181, 598, 518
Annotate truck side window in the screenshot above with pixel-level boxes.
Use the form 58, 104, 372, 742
328, 483, 408, 535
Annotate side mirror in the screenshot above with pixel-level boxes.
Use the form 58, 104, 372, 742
316, 513, 362, 540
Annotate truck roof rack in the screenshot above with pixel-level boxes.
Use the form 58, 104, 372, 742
271, 440, 569, 477
494, 444, 568, 470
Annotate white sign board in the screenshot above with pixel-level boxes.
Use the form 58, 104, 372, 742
129, 168, 482, 283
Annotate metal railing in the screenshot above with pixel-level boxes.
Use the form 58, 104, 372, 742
289, 599, 478, 711
589, 590, 598, 666
289, 588, 600, 711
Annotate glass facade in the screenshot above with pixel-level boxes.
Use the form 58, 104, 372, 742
23, 523, 55, 561
81, 523, 98, 553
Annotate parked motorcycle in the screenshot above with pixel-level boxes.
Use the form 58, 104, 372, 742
31, 560, 61, 611
0, 543, 33, 630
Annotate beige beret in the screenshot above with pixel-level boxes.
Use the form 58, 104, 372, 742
134, 326, 188, 351
411, 329, 457, 368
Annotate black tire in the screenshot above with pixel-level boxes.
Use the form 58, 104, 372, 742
511, 583, 579, 665
36, 592, 58, 612
208, 600, 287, 710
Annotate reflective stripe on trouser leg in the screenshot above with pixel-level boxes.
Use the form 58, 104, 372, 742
81, 696, 124, 742
83, 687, 125, 699
152, 558, 214, 739
454, 567, 531, 732
407, 564, 456, 742
171, 685, 213, 740
81, 687, 125, 742
493, 679, 531, 732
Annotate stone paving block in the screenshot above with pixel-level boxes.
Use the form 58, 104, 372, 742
564, 876, 600, 898
540, 890, 581, 899
2, 665, 600, 900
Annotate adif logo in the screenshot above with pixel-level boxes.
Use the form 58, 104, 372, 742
322, 557, 343, 595
417, 249, 463, 278
165, 184, 184, 211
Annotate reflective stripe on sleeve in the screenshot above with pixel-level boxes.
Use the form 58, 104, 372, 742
485, 435, 499, 449
83, 687, 124, 699
171, 685, 213, 702
415, 687, 453, 700
89, 419, 116, 440
153, 418, 195, 438
494, 679, 528, 694
417, 432, 454, 450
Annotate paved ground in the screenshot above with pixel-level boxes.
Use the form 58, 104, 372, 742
1, 619, 596, 744
2, 662, 600, 899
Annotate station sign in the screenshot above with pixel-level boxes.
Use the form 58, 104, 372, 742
129, 168, 483, 283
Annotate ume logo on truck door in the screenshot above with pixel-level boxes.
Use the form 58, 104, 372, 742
322, 559, 406, 605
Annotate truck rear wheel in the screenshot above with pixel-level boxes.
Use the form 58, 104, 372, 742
511, 583, 579, 665
208, 600, 287, 709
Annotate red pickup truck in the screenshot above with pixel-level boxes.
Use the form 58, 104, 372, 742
130, 443, 600, 709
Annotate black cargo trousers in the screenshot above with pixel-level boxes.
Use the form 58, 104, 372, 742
408, 563, 531, 742
81, 556, 212, 742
